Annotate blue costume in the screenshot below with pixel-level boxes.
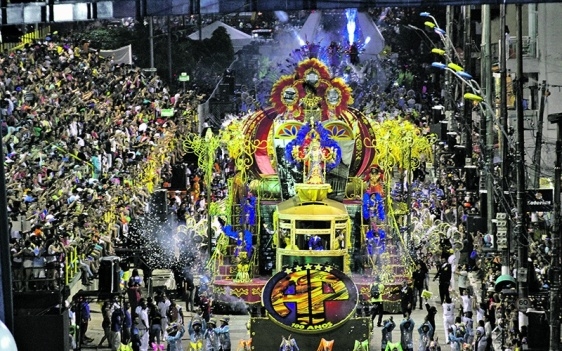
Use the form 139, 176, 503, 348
240, 195, 256, 226
366, 229, 386, 256
308, 235, 323, 250
362, 192, 385, 222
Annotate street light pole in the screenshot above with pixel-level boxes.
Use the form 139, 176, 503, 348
481, 5, 495, 245
500, 4, 509, 190
515, 3, 529, 313
462, 6, 472, 161
445, 6, 454, 114
547, 112, 562, 351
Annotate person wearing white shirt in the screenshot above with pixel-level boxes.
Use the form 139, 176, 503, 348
442, 297, 455, 344
135, 299, 150, 351
448, 252, 458, 290
158, 294, 172, 337
460, 289, 474, 315
475, 302, 486, 325
456, 265, 468, 295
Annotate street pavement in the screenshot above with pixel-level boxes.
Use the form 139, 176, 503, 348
81, 269, 453, 350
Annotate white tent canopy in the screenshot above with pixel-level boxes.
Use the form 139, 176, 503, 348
188, 21, 252, 52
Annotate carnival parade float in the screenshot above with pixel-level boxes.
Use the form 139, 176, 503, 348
180, 9, 437, 350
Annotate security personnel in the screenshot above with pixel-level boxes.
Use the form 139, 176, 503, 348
370, 276, 385, 328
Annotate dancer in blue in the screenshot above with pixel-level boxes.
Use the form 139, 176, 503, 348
365, 226, 385, 267
240, 193, 256, 231
308, 234, 323, 250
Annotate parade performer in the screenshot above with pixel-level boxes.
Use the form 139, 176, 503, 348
215, 318, 231, 351
234, 231, 247, 259
370, 276, 385, 327
365, 166, 385, 195
363, 191, 385, 223
308, 234, 323, 250
366, 227, 385, 267
381, 317, 396, 351
166, 323, 185, 351
287, 121, 341, 185
223, 226, 253, 260
240, 193, 256, 230
204, 319, 220, 351
234, 254, 251, 283
279, 336, 299, 351
188, 318, 205, 350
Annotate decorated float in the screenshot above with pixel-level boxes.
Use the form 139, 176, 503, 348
179, 20, 436, 321
179, 54, 433, 317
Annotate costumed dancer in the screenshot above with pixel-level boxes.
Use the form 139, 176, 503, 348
234, 254, 251, 283
365, 166, 384, 196
327, 41, 341, 73
279, 335, 300, 351
166, 323, 185, 351
447, 327, 464, 351
287, 121, 341, 186
204, 319, 220, 351
381, 317, 396, 351
308, 234, 323, 250
365, 226, 385, 268
215, 318, 231, 351
233, 231, 247, 259
417, 320, 434, 351
224, 226, 253, 262
188, 317, 205, 351
303, 135, 328, 184
348, 42, 360, 65
363, 191, 385, 225
400, 313, 415, 351
240, 193, 256, 231
335, 229, 345, 250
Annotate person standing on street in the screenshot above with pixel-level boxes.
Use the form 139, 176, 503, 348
412, 263, 425, 310
442, 297, 455, 344
122, 302, 132, 345
157, 293, 171, 338
110, 305, 123, 351
216, 317, 231, 351
392, 280, 414, 317
399, 312, 415, 351
433, 257, 452, 304
79, 296, 94, 346
417, 319, 434, 351
369, 276, 385, 328
135, 298, 150, 351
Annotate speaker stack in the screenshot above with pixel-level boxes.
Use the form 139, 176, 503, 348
99, 256, 121, 294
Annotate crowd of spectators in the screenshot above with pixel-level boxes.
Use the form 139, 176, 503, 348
399, 162, 551, 350
2, 32, 204, 292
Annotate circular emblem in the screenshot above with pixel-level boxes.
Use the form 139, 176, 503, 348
262, 264, 358, 333
325, 87, 342, 108
281, 86, 298, 106
304, 69, 320, 86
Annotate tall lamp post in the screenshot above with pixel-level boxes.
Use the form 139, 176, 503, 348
547, 112, 562, 351
515, 5, 529, 318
